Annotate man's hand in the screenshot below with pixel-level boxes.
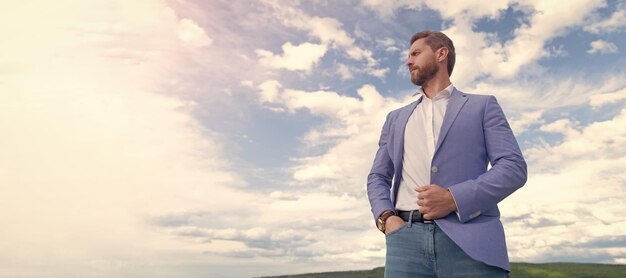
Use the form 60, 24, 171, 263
384, 215, 405, 235
415, 184, 457, 220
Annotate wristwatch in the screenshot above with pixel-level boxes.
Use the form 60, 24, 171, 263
376, 210, 396, 233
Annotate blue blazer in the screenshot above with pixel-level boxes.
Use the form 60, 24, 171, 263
367, 88, 527, 271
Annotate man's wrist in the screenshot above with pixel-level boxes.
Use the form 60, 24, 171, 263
376, 210, 396, 233
447, 189, 459, 212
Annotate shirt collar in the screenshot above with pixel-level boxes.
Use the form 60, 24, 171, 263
412, 83, 455, 100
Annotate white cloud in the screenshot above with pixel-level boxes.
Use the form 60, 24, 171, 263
256, 42, 327, 71
346, 46, 375, 65
260, 1, 352, 47
584, 7, 626, 33
294, 163, 336, 181
359, 0, 408, 18
240, 80, 254, 88
360, 0, 508, 20
300, 16, 355, 47
260, 0, 388, 78
502, 106, 626, 263
590, 87, 626, 107
509, 110, 544, 135
0, 1, 259, 276
336, 63, 354, 80
255, 80, 408, 197
378, 37, 402, 53
424, 0, 508, 19
258, 79, 283, 103
469, 73, 626, 114
365, 67, 390, 78
484, 0, 605, 79
177, 18, 213, 47
377, 37, 396, 47
269, 191, 299, 201
441, 18, 498, 86
587, 39, 619, 54
539, 118, 580, 137
526, 108, 626, 168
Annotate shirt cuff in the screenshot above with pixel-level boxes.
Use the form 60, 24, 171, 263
448, 189, 462, 222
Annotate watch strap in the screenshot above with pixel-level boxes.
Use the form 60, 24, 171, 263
377, 210, 396, 233
379, 210, 395, 222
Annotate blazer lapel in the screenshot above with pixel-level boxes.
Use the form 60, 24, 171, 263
434, 89, 468, 154
393, 98, 422, 169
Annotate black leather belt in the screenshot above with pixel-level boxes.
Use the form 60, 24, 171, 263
397, 210, 434, 223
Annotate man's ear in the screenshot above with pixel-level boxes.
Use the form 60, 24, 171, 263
437, 47, 448, 62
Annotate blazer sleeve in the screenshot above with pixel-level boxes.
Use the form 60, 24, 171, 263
367, 113, 396, 223
448, 96, 527, 223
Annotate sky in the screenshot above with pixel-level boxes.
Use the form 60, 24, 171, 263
1, 0, 626, 277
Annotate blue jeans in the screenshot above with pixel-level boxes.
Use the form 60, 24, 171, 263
385, 221, 508, 277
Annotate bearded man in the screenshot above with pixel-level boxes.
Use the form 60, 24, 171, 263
367, 30, 527, 277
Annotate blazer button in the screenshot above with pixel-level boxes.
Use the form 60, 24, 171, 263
431, 166, 438, 173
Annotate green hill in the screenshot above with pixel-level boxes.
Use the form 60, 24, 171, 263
260, 263, 626, 278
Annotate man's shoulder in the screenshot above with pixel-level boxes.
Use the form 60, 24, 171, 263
454, 89, 494, 100
454, 90, 500, 108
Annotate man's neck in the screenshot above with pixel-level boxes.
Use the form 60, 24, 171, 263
421, 77, 452, 99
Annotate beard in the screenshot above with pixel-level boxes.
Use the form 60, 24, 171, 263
410, 58, 439, 86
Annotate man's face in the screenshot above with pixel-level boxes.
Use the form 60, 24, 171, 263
406, 38, 439, 86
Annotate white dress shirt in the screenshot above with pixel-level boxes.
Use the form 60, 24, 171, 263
395, 84, 454, 211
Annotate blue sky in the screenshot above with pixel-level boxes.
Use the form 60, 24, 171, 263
1, 0, 626, 277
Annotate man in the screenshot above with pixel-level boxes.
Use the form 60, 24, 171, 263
367, 30, 527, 277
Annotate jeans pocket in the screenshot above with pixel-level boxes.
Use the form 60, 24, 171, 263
385, 225, 407, 238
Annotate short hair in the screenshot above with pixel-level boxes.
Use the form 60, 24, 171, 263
410, 30, 456, 76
